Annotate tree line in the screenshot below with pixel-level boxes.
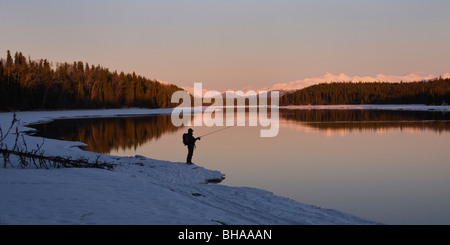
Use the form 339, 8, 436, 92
0, 50, 183, 111
280, 78, 450, 106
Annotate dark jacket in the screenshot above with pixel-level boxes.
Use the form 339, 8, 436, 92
186, 132, 198, 146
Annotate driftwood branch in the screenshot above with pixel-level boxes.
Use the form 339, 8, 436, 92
0, 148, 114, 169
1, 113, 115, 170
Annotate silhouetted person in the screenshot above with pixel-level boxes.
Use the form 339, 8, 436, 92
184, 128, 200, 165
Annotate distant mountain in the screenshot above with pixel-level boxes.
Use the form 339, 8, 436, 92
265, 72, 450, 92
182, 72, 450, 99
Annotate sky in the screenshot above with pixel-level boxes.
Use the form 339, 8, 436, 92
1, 0, 450, 91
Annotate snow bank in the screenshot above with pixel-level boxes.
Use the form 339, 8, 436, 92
0, 108, 380, 225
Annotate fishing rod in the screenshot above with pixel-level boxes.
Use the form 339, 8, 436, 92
198, 119, 251, 138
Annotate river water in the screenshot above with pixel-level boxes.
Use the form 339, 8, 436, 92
30, 108, 450, 224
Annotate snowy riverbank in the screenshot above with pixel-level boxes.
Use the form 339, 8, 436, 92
0, 107, 416, 225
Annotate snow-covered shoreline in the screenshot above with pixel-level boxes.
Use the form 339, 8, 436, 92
4, 106, 435, 225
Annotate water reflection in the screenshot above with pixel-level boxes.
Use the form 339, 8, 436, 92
30, 109, 450, 154
281, 109, 450, 133
30, 115, 182, 154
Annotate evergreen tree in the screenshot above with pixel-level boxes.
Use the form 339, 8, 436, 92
280, 80, 450, 106
0, 51, 184, 111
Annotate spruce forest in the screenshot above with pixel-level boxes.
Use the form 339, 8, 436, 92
0, 51, 182, 111
280, 78, 450, 106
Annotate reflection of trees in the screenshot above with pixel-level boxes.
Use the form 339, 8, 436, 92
280, 109, 450, 133
29, 110, 450, 154
29, 115, 183, 154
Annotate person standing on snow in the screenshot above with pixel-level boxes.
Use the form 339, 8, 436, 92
183, 128, 200, 165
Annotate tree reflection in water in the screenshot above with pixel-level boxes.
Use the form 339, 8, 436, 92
280, 109, 450, 133
29, 109, 450, 154
29, 115, 183, 154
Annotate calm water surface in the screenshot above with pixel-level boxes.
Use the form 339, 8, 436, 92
30, 109, 450, 225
